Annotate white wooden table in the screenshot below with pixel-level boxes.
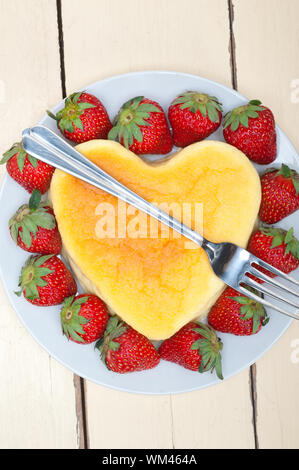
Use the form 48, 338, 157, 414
0, 0, 299, 449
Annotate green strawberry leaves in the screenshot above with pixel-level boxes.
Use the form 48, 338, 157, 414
292, 179, 299, 194
172, 91, 222, 123
0, 144, 19, 165
29, 188, 42, 210
223, 99, 266, 131
191, 322, 223, 380
47, 91, 96, 135
16, 254, 55, 300
16, 148, 26, 172
95, 316, 127, 365
281, 227, 299, 259
279, 163, 293, 179
260, 225, 299, 260
27, 154, 38, 168
9, 189, 56, 248
108, 96, 162, 148
228, 290, 268, 334
0, 142, 37, 172
61, 295, 90, 343
275, 164, 299, 195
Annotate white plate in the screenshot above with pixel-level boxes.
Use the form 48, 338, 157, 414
0, 71, 298, 395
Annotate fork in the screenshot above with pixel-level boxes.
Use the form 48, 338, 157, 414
22, 125, 299, 320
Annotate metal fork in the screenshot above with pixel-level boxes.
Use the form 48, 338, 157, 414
22, 125, 299, 320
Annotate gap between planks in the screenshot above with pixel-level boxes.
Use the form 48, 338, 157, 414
227, 0, 258, 449
56, 0, 89, 449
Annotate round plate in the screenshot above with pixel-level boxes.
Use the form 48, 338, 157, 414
0, 71, 298, 394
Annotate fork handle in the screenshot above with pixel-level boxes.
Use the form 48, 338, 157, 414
22, 126, 204, 246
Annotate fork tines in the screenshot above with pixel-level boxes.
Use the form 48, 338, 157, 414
239, 257, 299, 320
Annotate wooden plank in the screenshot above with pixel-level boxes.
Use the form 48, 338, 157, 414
233, 0, 299, 449
62, 0, 255, 449
0, 0, 78, 449
171, 371, 254, 449
62, 0, 232, 92
253, 326, 299, 449
85, 384, 173, 449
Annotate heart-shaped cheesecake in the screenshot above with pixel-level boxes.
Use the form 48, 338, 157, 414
50, 140, 261, 339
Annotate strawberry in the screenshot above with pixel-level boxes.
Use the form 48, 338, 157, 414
0, 141, 54, 194
108, 96, 172, 154
168, 91, 222, 147
96, 316, 160, 373
208, 287, 268, 336
9, 189, 61, 254
16, 254, 77, 306
47, 92, 112, 144
158, 322, 223, 379
223, 100, 276, 164
259, 164, 299, 223
248, 226, 299, 281
61, 294, 109, 344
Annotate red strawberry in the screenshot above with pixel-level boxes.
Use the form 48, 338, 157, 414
108, 96, 172, 154
61, 294, 109, 344
223, 100, 276, 164
259, 164, 299, 223
158, 322, 223, 379
0, 141, 54, 194
47, 92, 112, 144
248, 226, 299, 281
208, 287, 268, 336
16, 254, 77, 306
96, 316, 160, 373
9, 189, 61, 254
168, 91, 222, 147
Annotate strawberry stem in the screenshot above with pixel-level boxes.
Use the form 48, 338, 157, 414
223, 99, 265, 131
